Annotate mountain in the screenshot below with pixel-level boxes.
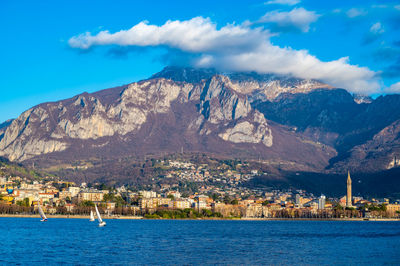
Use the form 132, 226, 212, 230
253, 90, 400, 173
0, 66, 399, 186
0, 67, 335, 174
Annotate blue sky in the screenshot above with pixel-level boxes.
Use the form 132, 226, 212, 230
1, 0, 400, 122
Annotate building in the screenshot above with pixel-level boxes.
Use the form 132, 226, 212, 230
295, 194, 301, 206
58, 190, 72, 200
346, 171, 352, 207
139, 191, 157, 199
13, 189, 39, 199
193, 201, 208, 210
139, 197, 158, 209
318, 195, 326, 210
244, 203, 263, 218
13, 196, 35, 206
194, 195, 209, 211
211, 202, 242, 217
172, 199, 191, 209
68, 187, 81, 198
38, 193, 55, 204
386, 204, 400, 217
157, 197, 171, 207
78, 189, 105, 202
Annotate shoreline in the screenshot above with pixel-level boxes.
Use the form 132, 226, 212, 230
0, 214, 144, 219
0, 214, 398, 221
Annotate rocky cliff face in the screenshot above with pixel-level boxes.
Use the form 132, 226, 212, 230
0, 67, 336, 172
3, 66, 399, 174
0, 119, 13, 141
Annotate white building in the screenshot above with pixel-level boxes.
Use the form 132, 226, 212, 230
68, 187, 81, 198
139, 190, 157, 199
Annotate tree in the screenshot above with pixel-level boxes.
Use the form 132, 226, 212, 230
64, 196, 71, 203
80, 200, 95, 207
103, 193, 115, 202
262, 200, 269, 206
202, 209, 213, 217
223, 195, 231, 204
115, 196, 126, 207
211, 193, 220, 202
98, 183, 108, 191
333, 203, 343, 210
16, 198, 30, 207
23, 198, 30, 207
231, 199, 239, 205
167, 194, 175, 200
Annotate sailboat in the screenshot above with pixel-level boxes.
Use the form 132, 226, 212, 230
95, 204, 106, 227
38, 205, 48, 222
89, 210, 95, 222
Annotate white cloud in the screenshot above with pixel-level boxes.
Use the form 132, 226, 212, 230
265, 0, 300, 6
385, 82, 400, 94
69, 17, 380, 94
346, 8, 367, 18
259, 8, 320, 32
370, 22, 384, 34
395, 5, 400, 10
69, 17, 268, 53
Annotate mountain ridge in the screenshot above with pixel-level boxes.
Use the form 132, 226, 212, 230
0, 66, 399, 179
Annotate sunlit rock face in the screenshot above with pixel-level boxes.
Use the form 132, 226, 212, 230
218, 112, 272, 147
0, 108, 69, 161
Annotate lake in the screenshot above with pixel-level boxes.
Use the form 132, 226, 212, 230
0, 218, 399, 265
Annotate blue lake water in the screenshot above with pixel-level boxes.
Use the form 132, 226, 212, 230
0, 218, 399, 265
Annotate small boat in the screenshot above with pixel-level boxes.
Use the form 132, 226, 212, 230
38, 205, 48, 222
95, 204, 106, 227
89, 210, 95, 222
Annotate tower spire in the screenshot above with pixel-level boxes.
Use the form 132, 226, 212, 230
346, 171, 352, 207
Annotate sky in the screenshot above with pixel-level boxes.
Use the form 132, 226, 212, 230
1, 0, 400, 122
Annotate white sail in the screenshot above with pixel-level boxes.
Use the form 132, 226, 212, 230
38, 205, 47, 221
95, 204, 103, 223
95, 204, 106, 226
90, 210, 95, 221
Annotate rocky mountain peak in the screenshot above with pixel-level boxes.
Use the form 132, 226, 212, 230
353, 94, 373, 104
150, 66, 217, 83
151, 66, 333, 101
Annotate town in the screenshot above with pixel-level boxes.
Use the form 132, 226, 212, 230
0, 158, 399, 220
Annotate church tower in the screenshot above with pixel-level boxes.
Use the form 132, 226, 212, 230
346, 171, 352, 207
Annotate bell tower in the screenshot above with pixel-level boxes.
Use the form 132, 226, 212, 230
346, 171, 352, 207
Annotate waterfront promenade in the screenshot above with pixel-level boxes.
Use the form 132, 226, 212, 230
1, 214, 399, 221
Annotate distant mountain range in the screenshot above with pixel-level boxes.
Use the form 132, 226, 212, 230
0, 66, 399, 193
